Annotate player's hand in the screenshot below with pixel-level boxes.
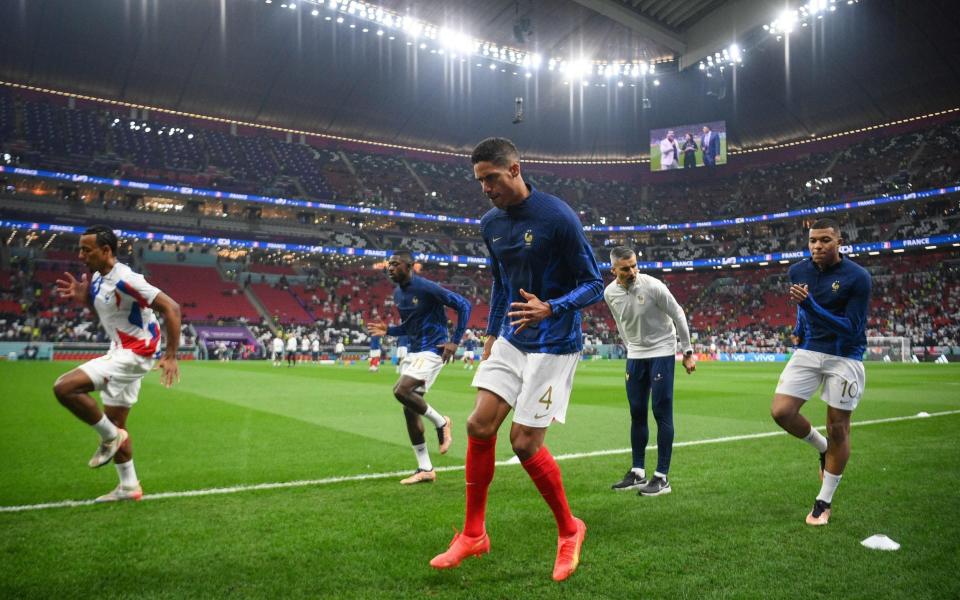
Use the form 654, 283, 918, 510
507, 289, 552, 333
366, 320, 388, 337
55, 272, 89, 304
156, 356, 180, 388
682, 354, 696, 374
788, 283, 809, 304
790, 334, 802, 346
437, 342, 458, 364
481, 335, 496, 361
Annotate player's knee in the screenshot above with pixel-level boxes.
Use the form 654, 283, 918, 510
770, 404, 795, 425
53, 377, 72, 403
509, 437, 539, 461
466, 414, 496, 439
825, 421, 849, 444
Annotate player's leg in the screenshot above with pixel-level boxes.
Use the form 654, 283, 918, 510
53, 367, 104, 425
613, 358, 651, 490
772, 351, 829, 472
807, 359, 862, 525
398, 405, 436, 484
53, 364, 128, 468
431, 338, 522, 570
96, 401, 143, 502
511, 351, 585, 581
640, 356, 675, 496
394, 355, 451, 452
430, 388, 510, 569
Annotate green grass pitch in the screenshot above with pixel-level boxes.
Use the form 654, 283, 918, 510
1, 360, 958, 598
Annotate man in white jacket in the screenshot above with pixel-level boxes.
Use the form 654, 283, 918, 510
604, 247, 696, 496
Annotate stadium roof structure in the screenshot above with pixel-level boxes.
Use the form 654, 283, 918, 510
2, 0, 959, 158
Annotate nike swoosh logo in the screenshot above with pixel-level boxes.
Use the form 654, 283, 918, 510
492, 237, 502, 242
534, 413, 550, 419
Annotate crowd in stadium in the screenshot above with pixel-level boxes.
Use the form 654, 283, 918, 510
2, 87, 959, 359
3, 89, 960, 226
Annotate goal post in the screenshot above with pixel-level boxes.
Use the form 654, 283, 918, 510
866, 337, 910, 362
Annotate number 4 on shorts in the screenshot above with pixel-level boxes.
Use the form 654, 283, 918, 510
538, 386, 553, 409
533, 386, 553, 420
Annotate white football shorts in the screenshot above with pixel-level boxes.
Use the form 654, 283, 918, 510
400, 351, 445, 392
464, 350, 475, 360
78, 349, 155, 407
396, 346, 408, 360
471, 337, 580, 428
776, 349, 865, 411
369, 349, 382, 359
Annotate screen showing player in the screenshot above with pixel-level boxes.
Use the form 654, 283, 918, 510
650, 120, 727, 171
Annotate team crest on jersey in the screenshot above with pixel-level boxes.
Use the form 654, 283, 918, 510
412, 296, 419, 305
625, 372, 630, 381
524, 230, 534, 246
832, 280, 840, 293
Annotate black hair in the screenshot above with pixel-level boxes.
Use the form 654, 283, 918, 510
810, 218, 841, 234
390, 250, 413, 264
471, 137, 520, 168
82, 225, 118, 256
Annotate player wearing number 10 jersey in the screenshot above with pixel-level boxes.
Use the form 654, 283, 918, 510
429, 138, 603, 582
771, 217, 871, 527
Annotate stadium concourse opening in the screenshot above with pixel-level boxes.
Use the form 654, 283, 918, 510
2, 0, 960, 596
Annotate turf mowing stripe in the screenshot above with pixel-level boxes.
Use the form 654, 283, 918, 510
3, 409, 958, 513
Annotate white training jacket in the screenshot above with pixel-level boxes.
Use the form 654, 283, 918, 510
604, 275, 693, 359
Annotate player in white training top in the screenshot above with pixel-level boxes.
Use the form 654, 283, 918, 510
53, 225, 181, 503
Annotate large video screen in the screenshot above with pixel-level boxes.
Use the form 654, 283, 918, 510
650, 120, 726, 171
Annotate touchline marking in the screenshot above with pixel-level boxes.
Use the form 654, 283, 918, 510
3, 409, 958, 514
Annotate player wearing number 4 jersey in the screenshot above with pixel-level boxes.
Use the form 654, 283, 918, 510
367, 250, 471, 485
771, 218, 871, 526
53, 225, 181, 503
430, 138, 603, 582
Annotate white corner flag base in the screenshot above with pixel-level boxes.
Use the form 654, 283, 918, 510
861, 534, 900, 551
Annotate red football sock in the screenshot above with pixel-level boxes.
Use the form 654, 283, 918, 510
463, 435, 497, 537
522, 446, 577, 537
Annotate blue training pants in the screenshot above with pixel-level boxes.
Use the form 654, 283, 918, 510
625, 355, 676, 475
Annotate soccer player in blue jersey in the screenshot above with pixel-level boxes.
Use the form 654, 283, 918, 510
368, 335, 382, 372
430, 138, 603, 582
462, 330, 478, 369
367, 251, 471, 484
770, 218, 872, 526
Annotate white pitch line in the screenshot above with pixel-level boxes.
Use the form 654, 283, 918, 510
2, 409, 958, 514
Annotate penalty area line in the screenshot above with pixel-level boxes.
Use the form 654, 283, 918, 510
2, 409, 958, 514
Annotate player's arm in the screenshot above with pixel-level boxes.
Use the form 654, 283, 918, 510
55, 272, 93, 308
790, 273, 871, 337
151, 292, 181, 388
791, 308, 805, 346
510, 220, 603, 331
545, 215, 605, 316
435, 286, 472, 363
367, 321, 390, 336
485, 240, 508, 345
654, 282, 696, 374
